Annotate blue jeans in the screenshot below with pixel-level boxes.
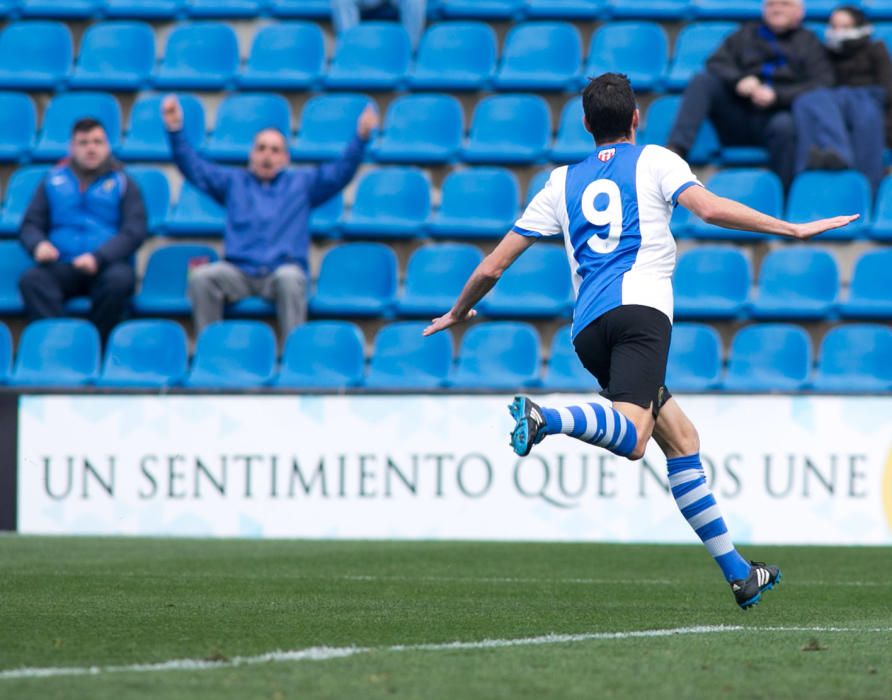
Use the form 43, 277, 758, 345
331, 0, 426, 48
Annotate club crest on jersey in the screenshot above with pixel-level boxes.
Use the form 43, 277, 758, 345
597, 148, 616, 162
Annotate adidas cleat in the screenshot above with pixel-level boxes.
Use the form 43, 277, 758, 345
731, 561, 782, 610
508, 395, 546, 457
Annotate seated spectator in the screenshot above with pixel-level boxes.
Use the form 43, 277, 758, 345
331, 0, 426, 49
18, 118, 147, 341
161, 95, 379, 343
793, 5, 892, 189
667, 0, 833, 187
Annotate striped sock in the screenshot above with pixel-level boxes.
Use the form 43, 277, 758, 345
667, 453, 751, 582
539, 403, 638, 457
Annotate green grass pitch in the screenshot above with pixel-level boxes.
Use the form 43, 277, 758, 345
1, 536, 890, 699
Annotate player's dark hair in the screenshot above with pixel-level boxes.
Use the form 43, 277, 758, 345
71, 118, 105, 136
582, 73, 637, 145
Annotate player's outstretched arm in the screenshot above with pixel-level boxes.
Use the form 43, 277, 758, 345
423, 232, 536, 336
677, 185, 859, 240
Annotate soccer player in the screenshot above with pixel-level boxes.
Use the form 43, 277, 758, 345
423, 73, 858, 609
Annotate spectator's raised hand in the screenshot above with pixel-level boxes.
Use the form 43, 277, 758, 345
161, 95, 184, 132
751, 85, 777, 108
72, 253, 98, 275
34, 240, 59, 263
736, 76, 761, 98
356, 104, 380, 141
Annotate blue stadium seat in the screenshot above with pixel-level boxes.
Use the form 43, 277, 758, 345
310, 192, 344, 238
692, 0, 759, 18
786, 171, 871, 241
525, 168, 551, 206
119, 93, 205, 162
0, 240, 32, 313
427, 167, 519, 238
153, 22, 238, 90
802, 0, 845, 19
238, 22, 324, 90
839, 249, 892, 318
32, 92, 121, 161
69, 21, 155, 90
397, 243, 484, 316
132, 244, 218, 315
682, 169, 783, 240
548, 98, 592, 163
408, 22, 496, 90
11, 319, 100, 386
0, 21, 72, 90
204, 93, 292, 162
448, 321, 541, 389
724, 324, 812, 392
0, 321, 10, 383
325, 23, 410, 90
105, 0, 185, 18
526, 0, 607, 18
543, 324, 601, 391
462, 94, 551, 164
479, 244, 573, 318
640, 95, 719, 163
165, 181, 225, 236
366, 321, 453, 389
0, 166, 49, 235
309, 242, 398, 317
867, 174, 892, 240
666, 322, 723, 391
674, 246, 751, 319
585, 22, 669, 91
126, 166, 170, 233
864, 1, 892, 20
291, 93, 372, 161
609, 0, 692, 18
273, 321, 366, 388
719, 145, 769, 166
438, 0, 524, 18
0, 93, 36, 162
665, 22, 738, 90
97, 320, 189, 388
372, 94, 463, 164
750, 247, 839, 320
20, 0, 103, 17
493, 22, 582, 91
185, 321, 277, 388
269, 0, 330, 16
811, 324, 892, 392
341, 167, 430, 238
184, 0, 264, 17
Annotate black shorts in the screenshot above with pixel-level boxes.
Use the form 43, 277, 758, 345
572, 304, 673, 413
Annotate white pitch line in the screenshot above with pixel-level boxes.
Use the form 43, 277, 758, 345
2, 625, 892, 682
337, 575, 890, 588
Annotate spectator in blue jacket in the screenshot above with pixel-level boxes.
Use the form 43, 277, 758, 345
331, 0, 427, 49
18, 118, 147, 340
162, 95, 378, 342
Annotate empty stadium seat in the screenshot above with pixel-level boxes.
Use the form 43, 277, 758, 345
438, 0, 524, 18
408, 22, 496, 90
786, 171, 871, 241
372, 94, 463, 164
310, 192, 344, 238
724, 324, 812, 392
549, 98, 593, 163
125, 166, 170, 233
525, 168, 551, 206
341, 167, 430, 238
448, 322, 541, 389
802, 0, 844, 18
585, 22, 669, 91
665, 22, 738, 90
273, 321, 365, 388
543, 324, 601, 391
526, 0, 608, 18
105, 0, 184, 18
680, 169, 782, 239
204, 93, 292, 162
269, 0, 330, 16
291, 94, 372, 161
692, 0, 759, 18
493, 22, 582, 91
610, 0, 693, 17
0, 93, 36, 162
867, 174, 892, 240
184, 0, 265, 17
0, 241, 31, 313
154, 22, 238, 90
864, 1, 892, 20
480, 244, 573, 318
640, 95, 719, 164
69, 21, 155, 90
32, 92, 121, 161
185, 321, 277, 388
0, 321, 10, 383
132, 244, 218, 315
165, 181, 225, 236
0, 21, 72, 90
750, 247, 839, 320
811, 325, 892, 392
97, 320, 189, 388
238, 22, 324, 90
674, 246, 751, 319
20, 0, 103, 18
325, 23, 410, 90
11, 319, 100, 386
0, 166, 49, 235
427, 167, 519, 238
839, 248, 892, 318
366, 322, 453, 389
119, 93, 205, 162
665, 322, 723, 391
462, 94, 551, 164
397, 243, 484, 316
309, 243, 397, 317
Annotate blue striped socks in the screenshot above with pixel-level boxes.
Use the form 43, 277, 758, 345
540, 402, 638, 457
667, 453, 751, 582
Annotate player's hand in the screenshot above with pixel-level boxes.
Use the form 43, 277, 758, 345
736, 76, 760, 97
356, 104, 379, 141
72, 253, 99, 275
161, 95, 183, 132
751, 85, 777, 108
791, 214, 860, 240
422, 309, 477, 336
34, 240, 59, 263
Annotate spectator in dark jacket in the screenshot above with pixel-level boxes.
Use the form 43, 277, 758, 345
18, 118, 147, 340
667, 0, 834, 187
793, 5, 892, 189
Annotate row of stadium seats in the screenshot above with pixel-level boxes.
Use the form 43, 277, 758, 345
1, 317, 889, 391
2, 240, 890, 321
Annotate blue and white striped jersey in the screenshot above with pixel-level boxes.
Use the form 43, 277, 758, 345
513, 143, 700, 339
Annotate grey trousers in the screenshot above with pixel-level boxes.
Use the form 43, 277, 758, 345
188, 261, 307, 342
